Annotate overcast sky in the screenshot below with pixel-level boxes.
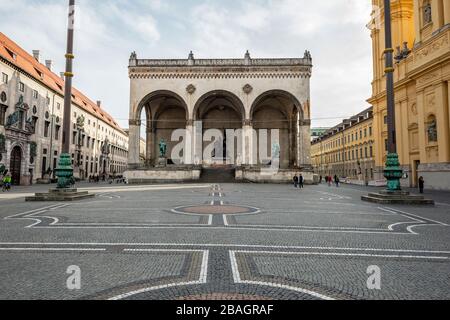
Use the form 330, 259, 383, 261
0, 0, 373, 129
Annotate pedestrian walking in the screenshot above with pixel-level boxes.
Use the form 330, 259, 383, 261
327, 176, 332, 187
419, 176, 425, 194
2, 171, 12, 192
334, 175, 340, 187
319, 175, 323, 184
293, 174, 299, 188
299, 174, 304, 189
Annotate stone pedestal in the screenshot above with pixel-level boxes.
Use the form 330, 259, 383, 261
361, 190, 434, 205
25, 188, 95, 202
156, 157, 167, 167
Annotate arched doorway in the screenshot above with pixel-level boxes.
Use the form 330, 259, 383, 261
135, 91, 188, 167
250, 90, 303, 169
194, 91, 245, 166
10, 146, 22, 185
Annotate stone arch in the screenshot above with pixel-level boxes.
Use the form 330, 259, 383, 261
250, 90, 303, 121
193, 90, 246, 122
249, 90, 305, 169
134, 90, 189, 121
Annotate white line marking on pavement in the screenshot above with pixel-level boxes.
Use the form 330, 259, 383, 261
384, 207, 449, 226
0, 242, 450, 255
108, 250, 209, 300
1, 242, 448, 254
29, 225, 412, 234
0, 248, 106, 252
223, 215, 229, 226
208, 215, 213, 226
229, 251, 335, 300
4, 204, 63, 219
234, 250, 450, 260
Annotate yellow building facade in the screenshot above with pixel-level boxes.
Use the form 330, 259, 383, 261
368, 0, 450, 190
311, 108, 375, 184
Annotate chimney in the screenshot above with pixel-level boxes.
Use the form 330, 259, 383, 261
97, 100, 101, 108
45, 60, 53, 71
32, 50, 40, 62
60, 72, 65, 80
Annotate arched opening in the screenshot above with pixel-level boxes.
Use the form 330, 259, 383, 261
135, 91, 188, 167
10, 146, 22, 185
194, 91, 245, 166
250, 90, 303, 169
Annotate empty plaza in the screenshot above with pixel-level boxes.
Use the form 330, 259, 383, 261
0, 183, 449, 300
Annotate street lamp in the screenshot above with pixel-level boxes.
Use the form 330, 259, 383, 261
382, 0, 403, 192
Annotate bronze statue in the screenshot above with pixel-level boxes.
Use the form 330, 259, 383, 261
159, 139, 167, 158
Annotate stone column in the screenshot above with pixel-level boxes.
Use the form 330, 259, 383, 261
435, 82, 450, 162
413, 0, 422, 43
185, 120, 194, 165
431, 0, 444, 32
193, 120, 203, 166
242, 120, 256, 166
127, 119, 141, 169
298, 119, 312, 168
444, 0, 450, 25
416, 91, 427, 162
146, 123, 154, 167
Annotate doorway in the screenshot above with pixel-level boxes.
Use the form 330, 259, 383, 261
10, 146, 22, 185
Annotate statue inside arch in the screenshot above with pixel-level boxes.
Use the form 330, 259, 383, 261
427, 119, 437, 142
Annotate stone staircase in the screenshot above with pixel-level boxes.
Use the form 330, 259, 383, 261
361, 190, 434, 205
200, 166, 236, 183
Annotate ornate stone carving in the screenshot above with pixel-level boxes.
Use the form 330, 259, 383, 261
76, 115, 85, 129
415, 34, 449, 62
186, 84, 196, 94
243, 119, 253, 126
243, 84, 253, 94
410, 103, 418, 116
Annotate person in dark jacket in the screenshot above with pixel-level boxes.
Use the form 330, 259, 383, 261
419, 176, 425, 194
293, 174, 299, 188
299, 174, 304, 189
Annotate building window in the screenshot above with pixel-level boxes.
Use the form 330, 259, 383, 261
384, 116, 387, 125
55, 125, 60, 140
33, 90, 38, 99
46, 97, 50, 105
385, 139, 388, 151
57, 103, 61, 110
2, 73, 8, 84
423, 2, 432, 25
365, 147, 368, 158
369, 127, 372, 136
370, 146, 373, 157
19, 82, 25, 92
0, 105, 7, 125
44, 121, 50, 137
364, 128, 367, 138
72, 131, 77, 145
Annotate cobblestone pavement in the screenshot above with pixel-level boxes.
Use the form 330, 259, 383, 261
0, 183, 449, 300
